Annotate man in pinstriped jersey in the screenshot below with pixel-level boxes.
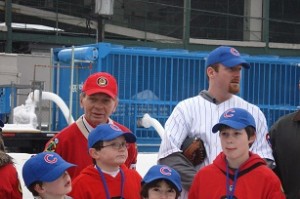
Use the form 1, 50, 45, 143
158, 46, 274, 199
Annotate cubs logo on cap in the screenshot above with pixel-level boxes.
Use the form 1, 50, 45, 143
22, 152, 76, 188
205, 46, 250, 68
142, 165, 182, 192
212, 108, 256, 133
82, 72, 118, 98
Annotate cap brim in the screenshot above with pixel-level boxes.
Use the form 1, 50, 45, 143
123, 132, 136, 143
40, 162, 76, 182
85, 89, 116, 98
212, 120, 247, 133
222, 58, 250, 69
142, 176, 182, 192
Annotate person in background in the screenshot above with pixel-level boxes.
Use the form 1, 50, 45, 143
69, 124, 141, 199
189, 108, 285, 199
0, 119, 23, 199
22, 151, 76, 199
45, 72, 138, 179
158, 46, 274, 198
141, 164, 182, 199
269, 81, 300, 199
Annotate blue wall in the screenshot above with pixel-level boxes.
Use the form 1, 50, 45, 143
52, 43, 300, 151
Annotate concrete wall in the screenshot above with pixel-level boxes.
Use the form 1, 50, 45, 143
0, 53, 52, 127
0, 53, 20, 84
0, 53, 51, 103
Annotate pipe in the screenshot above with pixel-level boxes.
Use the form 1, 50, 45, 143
69, 46, 75, 125
29, 90, 74, 125
139, 113, 165, 138
57, 47, 98, 62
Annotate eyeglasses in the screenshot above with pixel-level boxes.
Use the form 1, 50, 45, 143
101, 142, 129, 150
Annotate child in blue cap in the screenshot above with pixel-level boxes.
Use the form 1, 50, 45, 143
22, 151, 76, 199
141, 164, 182, 199
189, 108, 285, 199
69, 123, 141, 199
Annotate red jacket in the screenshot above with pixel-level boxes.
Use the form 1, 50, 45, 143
0, 152, 22, 199
69, 164, 141, 199
189, 152, 285, 199
44, 116, 138, 179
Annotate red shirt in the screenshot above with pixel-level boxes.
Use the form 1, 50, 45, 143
0, 154, 22, 199
189, 152, 285, 199
69, 164, 141, 199
44, 116, 138, 179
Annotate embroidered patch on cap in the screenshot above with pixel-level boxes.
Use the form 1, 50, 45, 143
160, 166, 172, 176
230, 47, 240, 56
223, 108, 235, 118
110, 124, 121, 131
97, 76, 108, 87
44, 154, 58, 164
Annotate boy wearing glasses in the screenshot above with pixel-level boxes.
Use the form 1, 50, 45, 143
69, 124, 141, 199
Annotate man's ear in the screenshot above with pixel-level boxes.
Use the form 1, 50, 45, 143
113, 98, 118, 113
206, 66, 216, 79
79, 93, 84, 108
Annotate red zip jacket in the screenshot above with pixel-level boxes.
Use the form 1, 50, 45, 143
69, 164, 141, 199
189, 152, 285, 199
44, 116, 138, 179
0, 152, 22, 199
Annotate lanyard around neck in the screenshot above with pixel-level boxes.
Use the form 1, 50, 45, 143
226, 162, 239, 199
96, 165, 125, 199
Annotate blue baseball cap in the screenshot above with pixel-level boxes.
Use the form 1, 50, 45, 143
88, 124, 136, 149
142, 165, 182, 192
22, 152, 76, 187
0, 119, 3, 127
212, 108, 256, 133
205, 46, 250, 68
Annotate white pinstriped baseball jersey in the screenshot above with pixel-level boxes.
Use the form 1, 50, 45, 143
158, 94, 273, 165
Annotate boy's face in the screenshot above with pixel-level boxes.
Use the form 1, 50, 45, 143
219, 128, 255, 168
80, 93, 118, 126
36, 171, 72, 197
146, 180, 177, 199
91, 136, 128, 170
